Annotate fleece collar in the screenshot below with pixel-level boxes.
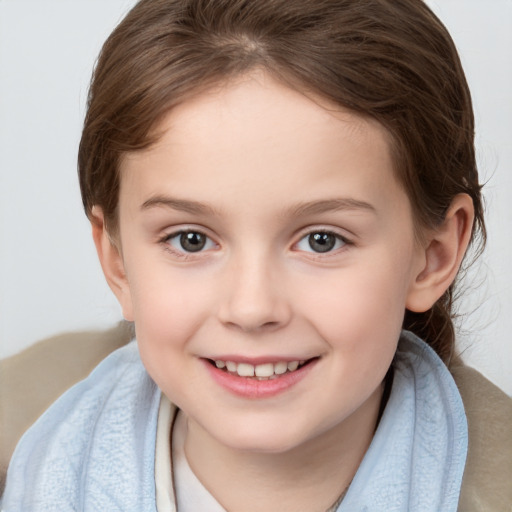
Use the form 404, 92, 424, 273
2, 332, 467, 512
340, 331, 468, 511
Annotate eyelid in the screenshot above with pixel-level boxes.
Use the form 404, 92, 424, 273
159, 226, 219, 256
292, 226, 353, 254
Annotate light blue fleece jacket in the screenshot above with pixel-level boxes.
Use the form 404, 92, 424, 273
1, 331, 467, 511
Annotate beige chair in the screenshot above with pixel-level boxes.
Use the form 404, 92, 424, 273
0, 322, 133, 493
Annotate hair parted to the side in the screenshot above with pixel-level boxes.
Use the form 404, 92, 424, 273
78, 0, 486, 364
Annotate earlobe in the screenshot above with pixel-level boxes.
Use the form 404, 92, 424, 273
406, 194, 475, 313
90, 206, 134, 321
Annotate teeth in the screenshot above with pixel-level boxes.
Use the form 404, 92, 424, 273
215, 359, 306, 378
287, 361, 299, 372
274, 362, 288, 375
255, 363, 274, 378
237, 363, 255, 377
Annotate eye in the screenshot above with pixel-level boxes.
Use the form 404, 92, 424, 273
165, 230, 216, 253
295, 231, 347, 253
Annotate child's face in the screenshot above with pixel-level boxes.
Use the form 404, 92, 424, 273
113, 72, 426, 453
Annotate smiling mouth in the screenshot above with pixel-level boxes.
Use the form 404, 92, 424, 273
206, 358, 317, 380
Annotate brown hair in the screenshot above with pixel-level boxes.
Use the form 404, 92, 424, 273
78, 0, 486, 363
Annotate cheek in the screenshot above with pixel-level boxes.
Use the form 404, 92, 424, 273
124, 263, 221, 377
127, 271, 209, 403
130, 278, 205, 341
298, 263, 409, 337
291, 254, 412, 391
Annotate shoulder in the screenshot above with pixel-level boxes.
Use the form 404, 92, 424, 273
2, 341, 160, 510
450, 363, 512, 511
0, 322, 133, 492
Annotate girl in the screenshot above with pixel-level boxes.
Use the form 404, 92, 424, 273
3, 0, 511, 510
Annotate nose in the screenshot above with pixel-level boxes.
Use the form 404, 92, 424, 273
218, 254, 292, 333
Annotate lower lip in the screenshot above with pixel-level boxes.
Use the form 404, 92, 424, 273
203, 359, 318, 399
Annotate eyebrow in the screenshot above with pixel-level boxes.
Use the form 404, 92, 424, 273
288, 198, 377, 217
140, 195, 376, 217
141, 196, 218, 215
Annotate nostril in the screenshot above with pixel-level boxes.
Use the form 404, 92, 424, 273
217, 280, 292, 332
247, 320, 280, 332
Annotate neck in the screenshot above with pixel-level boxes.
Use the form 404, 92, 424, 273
184, 384, 383, 512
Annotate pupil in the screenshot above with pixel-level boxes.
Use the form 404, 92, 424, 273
309, 233, 335, 253
180, 232, 206, 252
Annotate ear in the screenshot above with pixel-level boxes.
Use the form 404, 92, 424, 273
406, 194, 475, 313
90, 206, 134, 321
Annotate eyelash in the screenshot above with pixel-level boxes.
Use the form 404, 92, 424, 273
159, 228, 352, 258
294, 229, 351, 255
160, 229, 217, 258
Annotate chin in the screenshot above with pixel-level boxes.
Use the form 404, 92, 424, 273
213, 420, 319, 455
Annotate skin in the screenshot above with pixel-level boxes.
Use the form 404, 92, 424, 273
93, 71, 474, 512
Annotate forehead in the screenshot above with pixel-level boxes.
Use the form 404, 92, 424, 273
118, 71, 406, 220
